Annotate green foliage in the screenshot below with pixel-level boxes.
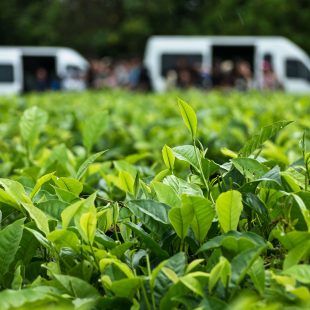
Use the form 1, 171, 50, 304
0, 90, 309, 309
177, 98, 197, 139
216, 190, 243, 233
168, 202, 194, 241
19, 106, 48, 156
82, 111, 108, 154
162, 144, 175, 171
0, 218, 24, 282
239, 120, 293, 157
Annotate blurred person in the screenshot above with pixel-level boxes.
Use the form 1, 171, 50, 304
165, 69, 178, 91
35, 68, 49, 91
114, 59, 130, 87
101, 63, 117, 88
261, 60, 282, 90
86, 59, 98, 89
137, 65, 151, 91
175, 57, 193, 88
200, 64, 212, 89
220, 60, 234, 88
211, 59, 223, 88
234, 60, 253, 91
128, 57, 142, 90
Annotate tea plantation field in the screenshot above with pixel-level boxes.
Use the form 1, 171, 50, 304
0, 90, 309, 309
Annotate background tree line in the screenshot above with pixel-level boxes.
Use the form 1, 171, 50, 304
0, 0, 309, 58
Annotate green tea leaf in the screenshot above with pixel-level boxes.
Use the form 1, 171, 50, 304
48, 229, 80, 252
177, 98, 197, 138
30, 172, 55, 200
197, 231, 266, 254
152, 181, 181, 208
162, 267, 179, 283
80, 212, 97, 244
209, 256, 231, 293
172, 145, 200, 171
162, 144, 175, 170
283, 240, 310, 270
248, 257, 265, 295
0, 178, 30, 205
127, 200, 170, 236
110, 278, 141, 299
0, 218, 25, 280
61, 193, 96, 229
274, 230, 310, 250
37, 200, 69, 221
152, 252, 186, 307
100, 258, 134, 279
215, 190, 243, 233
82, 111, 108, 154
19, 106, 48, 152
52, 273, 99, 298
124, 222, 169, 259
180, 274, 204, 297
182, 195, 215, 244
291, 193, 310, 232
53, 176, 83, 196
0, 286, 63, 310
169, 203, 194, 240
76, 150, 107, 180
283, 265, 310, 284
232, 158, 269, 180
231, 245, 265, 285
110, 242, 135, 258
119, 170, 135, 194
22, 202, 50, 236
163, 175, 203, 197
239, 120, 293, 157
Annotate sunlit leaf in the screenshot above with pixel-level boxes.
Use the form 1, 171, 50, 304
177, 98, 197, 138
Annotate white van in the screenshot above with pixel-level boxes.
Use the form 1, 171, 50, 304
144, 36, 310, 93
0, 47, 89, 95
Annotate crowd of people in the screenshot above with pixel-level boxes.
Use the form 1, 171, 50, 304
164, 57, 282, 91
31, 56, 282, 93
86, 57, 151, 91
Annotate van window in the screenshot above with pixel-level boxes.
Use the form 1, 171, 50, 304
0, 64, 14, 82
286, 59, 310, 81
67, 65, 82, 75
161, 54, 202, 77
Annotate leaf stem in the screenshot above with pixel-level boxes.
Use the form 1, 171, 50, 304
141, 279, 152, 310
180, 238, 184, 252
89, 241, 100, 271
146, 253, 156, 310
193, 139, 212, 201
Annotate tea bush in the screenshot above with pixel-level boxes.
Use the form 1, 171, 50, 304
0, 90, 309, 309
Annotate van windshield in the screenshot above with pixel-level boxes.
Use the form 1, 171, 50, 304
0, 64, 14, 82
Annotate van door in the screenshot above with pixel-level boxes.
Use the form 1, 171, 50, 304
0, 49, 22, 95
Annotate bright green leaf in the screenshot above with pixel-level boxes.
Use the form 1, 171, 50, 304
216, 190, 243, 233
169, 203, 194, 240
182, 195, 215, 244
0, 218, 25, 280
177, 98, 197, 138
162, 144, 175, 170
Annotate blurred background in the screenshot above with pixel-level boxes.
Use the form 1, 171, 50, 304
0, 0, 309, 94
1, 0, 309, 57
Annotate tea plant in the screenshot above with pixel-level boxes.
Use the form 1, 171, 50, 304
0, 91, 309, 309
